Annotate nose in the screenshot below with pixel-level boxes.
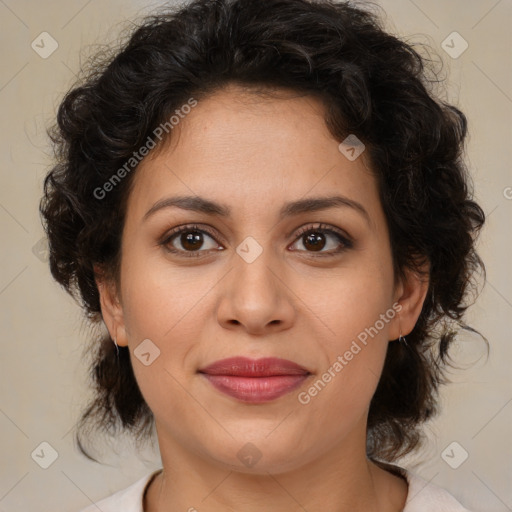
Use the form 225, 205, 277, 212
216, 245, 296, 336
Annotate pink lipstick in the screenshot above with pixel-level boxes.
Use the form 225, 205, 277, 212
198, 356, 311, 403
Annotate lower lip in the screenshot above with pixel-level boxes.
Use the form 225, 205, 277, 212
201, 374, 309, 403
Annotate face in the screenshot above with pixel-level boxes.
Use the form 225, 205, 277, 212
98, 84, 427, 475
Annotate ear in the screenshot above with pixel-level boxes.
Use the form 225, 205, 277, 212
390, 260, 430, 341
94, 265, 129, 347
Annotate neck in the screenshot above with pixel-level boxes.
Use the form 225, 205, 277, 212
144, 423, 408, 512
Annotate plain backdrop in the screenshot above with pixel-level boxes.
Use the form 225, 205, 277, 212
0, 0, 511, 511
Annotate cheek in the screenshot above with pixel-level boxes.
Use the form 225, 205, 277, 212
122, 270, 204, 425
296, 322, 390, 439
295, 257, 394, 406
296, 255, 394, 346
120, 245, 210, 340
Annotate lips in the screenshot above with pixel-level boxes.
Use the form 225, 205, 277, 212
199, 356, 310, 377
198, 357, 311, 403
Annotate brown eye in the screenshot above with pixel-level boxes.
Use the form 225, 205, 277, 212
290, 223, 353, 255
161, 225, 222, 257
178, 231, 206, 251
305, 232, 328, 251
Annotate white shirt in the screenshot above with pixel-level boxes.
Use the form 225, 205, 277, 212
78, 468, 471, 511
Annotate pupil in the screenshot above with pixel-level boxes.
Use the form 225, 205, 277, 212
304, 232, 325, 251
178, 231, 327, 252
182, 231, 203, 251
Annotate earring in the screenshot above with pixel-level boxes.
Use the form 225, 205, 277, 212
113, 336, 120, 356
398, 313, 408, 346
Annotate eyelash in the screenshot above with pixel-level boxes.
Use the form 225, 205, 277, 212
159, 223, 353, 258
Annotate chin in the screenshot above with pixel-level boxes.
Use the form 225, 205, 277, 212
202, 434, 315, 476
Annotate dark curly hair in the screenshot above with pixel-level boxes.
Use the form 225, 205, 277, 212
40, 0, 486, 463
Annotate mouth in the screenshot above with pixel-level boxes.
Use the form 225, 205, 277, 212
198, 356, 311, 403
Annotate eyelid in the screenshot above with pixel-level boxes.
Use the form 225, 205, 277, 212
292, 222, 352, 243
159, 223, 222, 247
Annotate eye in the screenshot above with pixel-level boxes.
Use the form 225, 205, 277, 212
160, 224, 223, 257
159, 222, 353, 259
289, 223, 353, 256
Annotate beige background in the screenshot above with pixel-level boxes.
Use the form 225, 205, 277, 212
0, 0, 510, 510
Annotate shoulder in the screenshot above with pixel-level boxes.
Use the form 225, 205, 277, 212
77, 470, 161, 512
373, 459, 472, 512
403, 470, 472, 512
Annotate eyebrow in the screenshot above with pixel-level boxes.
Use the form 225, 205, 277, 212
143, 194, 372, 227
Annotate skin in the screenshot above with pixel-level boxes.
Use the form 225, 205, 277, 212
96, 84, 429, 512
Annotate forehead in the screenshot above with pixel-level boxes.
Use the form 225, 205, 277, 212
126, 84, 381, 228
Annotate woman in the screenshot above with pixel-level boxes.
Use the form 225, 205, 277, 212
40, 0, 486, 510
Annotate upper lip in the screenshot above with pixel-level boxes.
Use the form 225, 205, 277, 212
198, 357, 310, 377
